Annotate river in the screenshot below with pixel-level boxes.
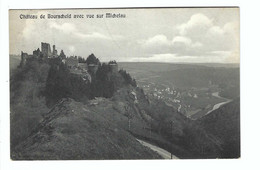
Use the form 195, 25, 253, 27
204, 92, 232, 116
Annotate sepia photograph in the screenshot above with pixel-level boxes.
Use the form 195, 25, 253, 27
9, 8, 240, 160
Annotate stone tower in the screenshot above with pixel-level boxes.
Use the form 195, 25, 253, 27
109, 63, 118, 73
53, 45, 58, 56
41, 42, 51, 58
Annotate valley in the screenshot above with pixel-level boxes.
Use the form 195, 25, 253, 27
10, 54, 240, 159
119, 62, 239, 119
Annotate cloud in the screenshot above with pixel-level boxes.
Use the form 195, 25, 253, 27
172, 36, 192, 45
129, 53, 230, 63
143, 34, 170, 47
208, 26, 224, 35
49, 22, 77, 34
177, 13, 239, 53
139, 34, 172, 54
12, 9, 238, 63
74, 32, 110, 40
141, 13, 239, 61
18, 16, 127, 57
129, 53, 177, 62
49, 22, 111, 41
68, 45, 76, 53
22, 21, 37, 40
178, 13, 213, 36
172, 36, 203, 49
192, 42, 203, 48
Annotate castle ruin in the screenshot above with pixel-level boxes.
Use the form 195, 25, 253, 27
65, 56, 79, 69
20, 42, 118, 83
41, 42, 52, 58
109, 63, 118, 73
21, 42, 66, 65
53, 45, 58, 57
20, 51, 30, 66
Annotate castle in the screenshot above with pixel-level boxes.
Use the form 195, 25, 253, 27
21, 42, 64, 66
20, 42, 118, 77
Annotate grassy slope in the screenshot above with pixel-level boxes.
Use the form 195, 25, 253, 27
197, 98, 240, 158
12, 98, 162, 160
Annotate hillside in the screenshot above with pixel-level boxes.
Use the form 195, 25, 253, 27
12, 85, 224, 159
10, 56, 240, 159
12, 98, 162, 160
10, 55, 163, 159
9, 55, 21, 75
10, 57, 50, 148
197, 98, 240, 158
10, 54, 137, 156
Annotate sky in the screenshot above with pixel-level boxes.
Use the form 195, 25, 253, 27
9, 8, 239, 63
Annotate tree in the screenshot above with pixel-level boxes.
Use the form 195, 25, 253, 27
78, 56, 86, 63
119, 69, 137, 87
92, 63, 115, 98
86, 53, 100, 65
45, 62, 72, 106
108, 60, 117, 64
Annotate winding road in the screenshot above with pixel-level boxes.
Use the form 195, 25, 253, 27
136, 139, 178, 159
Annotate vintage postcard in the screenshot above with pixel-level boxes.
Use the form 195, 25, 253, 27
9, 8, 240, 160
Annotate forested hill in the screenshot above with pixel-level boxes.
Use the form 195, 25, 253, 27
10, 55, 136, 152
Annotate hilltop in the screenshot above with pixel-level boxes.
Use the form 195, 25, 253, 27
10, 42, 137, 155
12, 97, 162, 160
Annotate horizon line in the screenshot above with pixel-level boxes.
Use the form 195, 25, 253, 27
10, 54, 240, 65
9, 54, 240, 65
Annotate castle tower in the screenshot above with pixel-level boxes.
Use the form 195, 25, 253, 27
109, 63, 118, 73
33, 48, 41, 57
52, 45, 58, 57
53, 45, 56, 54
41, 42, 51, 58
20, 51, 29, 66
